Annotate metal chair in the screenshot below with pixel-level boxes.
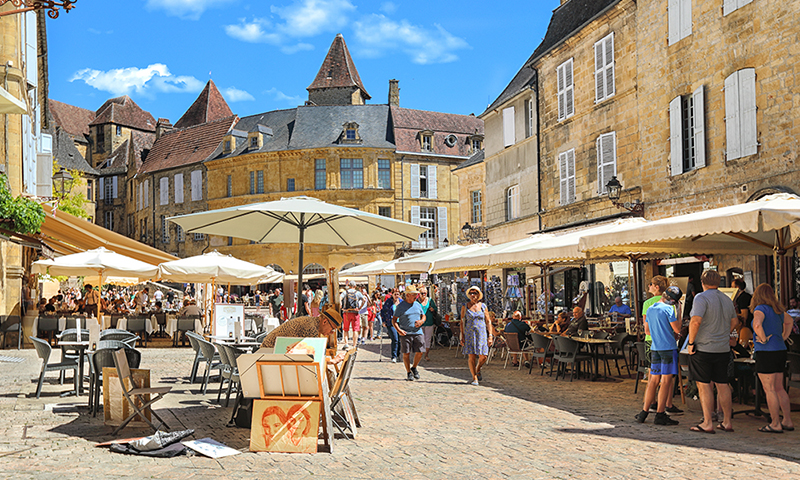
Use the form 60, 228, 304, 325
125, 316, 149, 347
29, 336, 79, 398
36, 316, 59, 345
215, 343, 241, 407
786, 352, 800, 394
633, 342, 650, 393
551, 335, 593, 381
1, 315, 22, 349
529, 333, 554, 375
111, 348, 171, 435
502, 332, 531, 370
196, 336, 223, 394
599, 332, 632, 377
174, 316, 200, 346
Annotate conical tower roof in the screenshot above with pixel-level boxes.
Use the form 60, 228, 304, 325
307, 34, 370, 100
174, 80, 233, 129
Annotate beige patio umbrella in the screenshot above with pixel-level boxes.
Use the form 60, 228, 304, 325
157, 251, 283, 285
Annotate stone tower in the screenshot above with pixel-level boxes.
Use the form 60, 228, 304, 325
307, 33, 371, 106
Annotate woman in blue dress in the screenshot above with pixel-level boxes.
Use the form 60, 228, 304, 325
460, 286, 492, 386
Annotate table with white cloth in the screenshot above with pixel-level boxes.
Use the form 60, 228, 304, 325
165, 316, 203, 338
115, 316, 156, 335
57, 316, 101, 332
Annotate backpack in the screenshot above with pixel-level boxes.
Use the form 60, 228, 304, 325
344, 289, 359, 311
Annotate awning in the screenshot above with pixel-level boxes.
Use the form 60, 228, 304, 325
39, 204, 178, 264
0, 86, 27, 114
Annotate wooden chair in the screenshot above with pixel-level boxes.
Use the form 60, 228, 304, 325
111, 348, 171, 435
330, 348, 358, 439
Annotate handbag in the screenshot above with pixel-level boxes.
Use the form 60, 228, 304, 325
431, 306, 442, 327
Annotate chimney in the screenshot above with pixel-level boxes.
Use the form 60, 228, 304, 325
156, 118, 173, 140
388, 79, 400, 106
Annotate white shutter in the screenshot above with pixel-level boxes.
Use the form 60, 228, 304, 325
692, 85, 706, 169
668, 0, 680, 45
160, 177, 169, 205
557, 64, 566, 121
99, 177, 105, 200
502, 107, 515, 147
564, 60, 574, 118
144, 179, 150, 207
739, 68, 758, 157
559, 152, 568, 206
24, 12, 37, 87
112, 176, 118, 198
680, 0, 692, 42
174, 173, 184, 204
410, 163, 420, 198
723, 0, 737, 15
411, 205, 421, 249
437, 206, 448, 247
669, 96, 684, 175
594, 41, 604, 102
604, 35, 615, 98
191, 170, 202, 201
724, 71, 741, 160
428, 165, 437, 199
597, 132, 616, 194
567, 150, 575, 204
36, 154, 52, 197
137, 182, 142, 210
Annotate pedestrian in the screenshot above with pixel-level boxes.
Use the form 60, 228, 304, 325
750, 283, 795, 433
688, 270, 738, 434
417, 286, 438, 361
636, 286, 682, 426
340, 280, 365, 349
460, 286, 491, 386
371, 290, 383, 340
642, 275, 682, 415
358, 287, 370, 345
392, 285, 425, 381
381, 290, 400, 362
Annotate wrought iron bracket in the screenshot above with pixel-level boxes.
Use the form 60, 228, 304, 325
0, 1, 77, 19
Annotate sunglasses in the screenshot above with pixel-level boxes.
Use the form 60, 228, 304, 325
468, 291, 479, 296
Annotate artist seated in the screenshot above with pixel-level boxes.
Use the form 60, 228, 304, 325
259, 307, 343, 350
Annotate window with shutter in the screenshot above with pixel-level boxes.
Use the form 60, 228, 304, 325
724, 0, 753, 15
437, 206, 448, 247
567, 150, 575, 204
104, 179, 113, 205
557, 59, 574, 121
502, 107, 515, 146
410, 206, 421, 249
174, 173, 184, 204
559, 152, 568, 206
594, 33, 615, 103
160, 177, 169, 205
524, 99, 534, 138
670, 86, 707, 175
506, 185, 520, 221
191, 170, 202, 201
99, 178, 105, 201
725, 69, 758, 161
410, 164, 420, 198
428, 165, 437, 199
668, 0, 692, 46
597, 132, 616, 194
112, 176, 118, 199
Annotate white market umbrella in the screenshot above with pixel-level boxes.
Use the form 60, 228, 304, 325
339, 259, 397, 276
158, 251, 283, 286
388, 243, 494, 274
168, 196, 427, 295
31, 247, 159, 318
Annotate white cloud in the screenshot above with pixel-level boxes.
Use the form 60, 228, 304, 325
352, 14, 469, 64
379, 2, 397, 14
223, 87, 255, 102
70, 64, 204, 97
146, 0, 233, 20
264, 87, 303, 105
224, 0, 355, 50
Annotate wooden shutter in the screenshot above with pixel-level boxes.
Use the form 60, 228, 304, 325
724, 71, 741, 160
137, 183, 142, 210
174, 173, 184, 204
594, 40, 605, 102
503, 107, 515, 147
437, 206, 448, 247
680, 0, 692, 42
692, 85, 706, 169
411, 205, 421, 249
723, 0, 737, 15
112, 176, 118, 198
567, 150, 575, 204
559, 152, 568, 206
428, 165, 438, 199
160, 177, 169, 205
191, 170, 202, 201
669, 96, 683, 175
99, 177, 105, 200
410, 163, 420, 198
557, 64, 566, 121
597, 133, 616, 194
144, 179, 149, 207
24, 12, 37, 86
668, 0, 680, 45
739, 68, 758, 157
564, 60, 574, 117
604, 35, 615, 98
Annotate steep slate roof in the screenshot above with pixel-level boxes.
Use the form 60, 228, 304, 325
482, 0, 618, 115
139, 115, 238, 174
53, 128, 99, 175
307, 34, 370, 100
173, 80, 233, 129
97, 139, 130, 175
453, 149, 485, 172
49, 99, 95, 141
89, 95, 156, 132
391, 106, 484, 157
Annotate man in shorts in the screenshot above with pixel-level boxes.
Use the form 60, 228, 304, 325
636, 286, 682, 426
340, 281, 365, 349
688, 270, 737, 433
392, 285, 425, 381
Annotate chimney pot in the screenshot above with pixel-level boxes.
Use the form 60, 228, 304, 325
388, 79, 400, 107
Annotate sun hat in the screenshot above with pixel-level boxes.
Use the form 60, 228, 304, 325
405, 285, 419, 295
466, 286, 483, 301
321, 307, 343, 328
663, 285, 683, 305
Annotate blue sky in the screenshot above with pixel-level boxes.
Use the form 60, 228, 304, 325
47, 0, 559, 122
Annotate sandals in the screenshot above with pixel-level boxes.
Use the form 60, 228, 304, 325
690, 424, 715, 434
781, 424, 795, 431
716, 423, 734, 433
759, 425, 783, 433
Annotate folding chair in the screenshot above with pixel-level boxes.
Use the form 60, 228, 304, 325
330, 348, 358, 439
502, 332, 530, 370
111, 348, 171, 435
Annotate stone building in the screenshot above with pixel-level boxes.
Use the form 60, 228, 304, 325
49, 99, 94, 158
451, 149, 486, 242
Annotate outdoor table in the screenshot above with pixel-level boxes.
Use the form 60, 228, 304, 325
216, 339, 261, 352
57, 340, 90, 396
116, 316, 156, 335
569, 336, 615, 381
165, 316, 202, 338
732, 357, 767, 419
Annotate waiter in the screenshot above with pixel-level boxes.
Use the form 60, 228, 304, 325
84, 284, 100, 317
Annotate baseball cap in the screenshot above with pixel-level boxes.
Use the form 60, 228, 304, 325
663, 285, 683, 305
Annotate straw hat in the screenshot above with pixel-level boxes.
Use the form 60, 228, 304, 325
466, 286, 483, 301
404, 285, 419, 295
321, 307, 343, 328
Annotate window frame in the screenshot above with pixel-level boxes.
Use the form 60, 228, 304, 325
559, 149, 576, 206
670, 85, 706, 174
594, 33, 615, 103
557, 58, 575, 121
287, 178, 295, 192
596, 132, 617, 195
340, 158, 364, 189
315, 159, 326, 190
378, 159, 391, 189
506, 185, 520, 221
471, 190, 483, 223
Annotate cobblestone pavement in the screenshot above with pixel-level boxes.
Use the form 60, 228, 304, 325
1, 339, 799, 479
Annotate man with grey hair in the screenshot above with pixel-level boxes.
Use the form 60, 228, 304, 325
340, 280, 365, 349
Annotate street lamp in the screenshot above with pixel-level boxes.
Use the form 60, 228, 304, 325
461, 222, 472, 240
604, 176, 644, 215
52, 167, 73, 198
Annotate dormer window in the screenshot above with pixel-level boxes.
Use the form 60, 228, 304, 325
250, 136, 258, 148
340, 122, 362, 144
419, 130, 434, 152
469, 134, 484, 153
224, 139, 232, 153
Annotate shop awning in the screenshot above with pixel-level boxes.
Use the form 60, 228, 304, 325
0, 86, 27, 114
39, 204, 178, 264
578, 193, 800, 258
388, 244, 494, 274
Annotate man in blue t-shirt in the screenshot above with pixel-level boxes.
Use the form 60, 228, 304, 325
392, 286, 425, 381
608, 297, 632, 317
636, 286, 682, 426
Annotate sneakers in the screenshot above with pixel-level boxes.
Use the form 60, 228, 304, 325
654, 412, 680, 425
470, 380, 479, 386
411, 367, 420, 380
406, 371, 414, 381
665, 405, 684, 415
648, 402, 658, 413
634, 410, 649, 423
391, 357, 398, 363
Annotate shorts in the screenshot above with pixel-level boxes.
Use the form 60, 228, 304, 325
343, 311, 359, 332
400, 333, 425, 354
689, 350, 730, 384
650, 349, 678, 376
755, 349, 787, 374
360, 313, 368, 329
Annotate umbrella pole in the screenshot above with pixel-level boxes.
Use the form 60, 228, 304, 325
98, 272, 103, 322
631, 257, 642, 341
297, 216, 305, 318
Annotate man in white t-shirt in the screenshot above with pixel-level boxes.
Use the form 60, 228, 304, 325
153, 289, 163, 303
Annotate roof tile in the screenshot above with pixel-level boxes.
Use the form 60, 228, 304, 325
139, 116, 238, 174
89, 95, 156, 132
49, 99, 95, 141
174, 80, 233, 129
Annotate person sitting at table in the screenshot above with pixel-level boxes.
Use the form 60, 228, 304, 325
786, 297, 800, 334
151, 301, 164, 313
259, 307, 344, 349
37, 298, 47, 314
504, 310, 532, 367
608, 297, 632, 318
43, 297, 57, 315
179, 300, 202, 316
564, 306, 588, 336
550, 311, 570, 334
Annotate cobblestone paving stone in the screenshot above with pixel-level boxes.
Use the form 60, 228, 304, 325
0, 340, 798, 479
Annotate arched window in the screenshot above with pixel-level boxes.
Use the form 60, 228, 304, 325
340, 262, 359, 271
267, 264, 285, 273
303, 263, 326, 275
506, 185, 520, 221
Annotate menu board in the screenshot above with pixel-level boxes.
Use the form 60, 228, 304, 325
213, 303, 244, 336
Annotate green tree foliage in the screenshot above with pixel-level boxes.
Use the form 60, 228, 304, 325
53, 164, 90, 219
0, 173, 45, 235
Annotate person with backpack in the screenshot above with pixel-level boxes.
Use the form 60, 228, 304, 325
381, 289, 400, 362
340, 280, 365, 349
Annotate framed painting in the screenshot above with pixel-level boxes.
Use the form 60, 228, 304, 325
250, 399, 320, 453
